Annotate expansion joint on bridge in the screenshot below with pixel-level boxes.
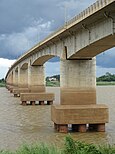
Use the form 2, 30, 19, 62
64, 46, 92, 60
104, 11, 115, 35
82, 24, 91, 44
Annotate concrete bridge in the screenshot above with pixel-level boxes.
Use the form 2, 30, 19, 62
6, 0, 115, 133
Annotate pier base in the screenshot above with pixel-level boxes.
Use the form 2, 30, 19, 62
97, 123, 105, 132
51, 104, 108, 133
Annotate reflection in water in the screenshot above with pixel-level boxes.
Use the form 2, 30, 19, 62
0, 86, 115, 150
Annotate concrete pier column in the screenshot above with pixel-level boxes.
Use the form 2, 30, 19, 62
57, 124, 68, 133
78, 124, 87, 132
6, 72, 14, 92
13, 69, 18, 87
7, 72, 13, 86
18, 67, 28, 88
52, 57, 108, 133
60, 58, 96, 105
28, 64, 45, 92
97, 123, 105, 132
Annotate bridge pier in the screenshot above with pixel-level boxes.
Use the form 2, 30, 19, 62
12, 66, 29, 96
18, 66, 28, 88
28, 64, 45, 93
60, 58, 96, 105
13, 69, 18, 88
51, 58, 108, 133
6, 71, 14, 93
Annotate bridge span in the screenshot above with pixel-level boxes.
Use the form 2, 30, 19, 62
6, 0, 115, 133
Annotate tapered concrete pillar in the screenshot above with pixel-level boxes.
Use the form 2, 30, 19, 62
13, 69, 18, 87
51, 57, 108, 133
60, 58, 96, 105
7, 72, 13, 86
28, 64, 45, 92
6, 72, 14, 92
18, 67, 28, 88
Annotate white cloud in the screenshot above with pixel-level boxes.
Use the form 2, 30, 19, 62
45, 61, 60, 77
96, 66, 115, 77
0, 58, 16, 79
0, 58, 15, 67
58, 0, 96, 21
0, 19, 53, 58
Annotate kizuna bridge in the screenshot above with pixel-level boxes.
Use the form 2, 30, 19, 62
6, 0, 115, 133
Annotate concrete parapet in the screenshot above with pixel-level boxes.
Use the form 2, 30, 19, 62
20, 92, 54, 105
51, 104, 108, 132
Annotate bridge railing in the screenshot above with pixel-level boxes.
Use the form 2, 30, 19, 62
67, 0, 113, 26
16, 0, 114, 65
39, 0, 114, 46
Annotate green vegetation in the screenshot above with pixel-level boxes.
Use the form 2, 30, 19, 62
0, 136, 115, 154
46, 75, 60, 87
46, 73, 115, 86
97, 72, 115, 86
46, 80, 60, 87
97, 72, 115, 82
0, 78, 5, 87
97, 81, 115, 86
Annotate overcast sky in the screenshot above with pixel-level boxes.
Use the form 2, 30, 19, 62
0, 0, 115, 79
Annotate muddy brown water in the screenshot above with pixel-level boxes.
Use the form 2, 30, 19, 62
0, 86, 115, 150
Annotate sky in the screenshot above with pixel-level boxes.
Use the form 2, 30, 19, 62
0, 0, 115, 79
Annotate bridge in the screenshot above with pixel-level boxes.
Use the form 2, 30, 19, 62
5, 0, 115, 133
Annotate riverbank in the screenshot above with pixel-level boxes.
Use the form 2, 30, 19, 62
0, 82, 5, 87
1, 81, 115, 87
97, 81, 115, 86
46, 81, 115, 87
1, 136, 115, 154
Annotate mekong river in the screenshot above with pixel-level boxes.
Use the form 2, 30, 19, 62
0, 86, 115, 150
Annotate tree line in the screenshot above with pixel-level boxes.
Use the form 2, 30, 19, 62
46, 73, 115, 82
96, 72, 115, 82
0, 78, 5, 83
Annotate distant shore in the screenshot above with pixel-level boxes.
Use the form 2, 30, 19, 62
1, 81, 115, 88
96, 81, 115, 86
0, 83, 5, 87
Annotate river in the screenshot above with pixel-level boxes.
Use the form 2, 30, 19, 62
0, 86, 115, 150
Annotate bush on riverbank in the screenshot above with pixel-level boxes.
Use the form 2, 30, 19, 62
0, 136, 115, 154
0, 78, 5, 87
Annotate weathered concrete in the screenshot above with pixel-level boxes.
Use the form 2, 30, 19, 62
13, 88, 30, 97
60, 58, 96, 105
51, 104, 108, 132
13, 69, 18, 87
28, 64, 45, 92
20, 93, 54, 105
18, 66, 28, 88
